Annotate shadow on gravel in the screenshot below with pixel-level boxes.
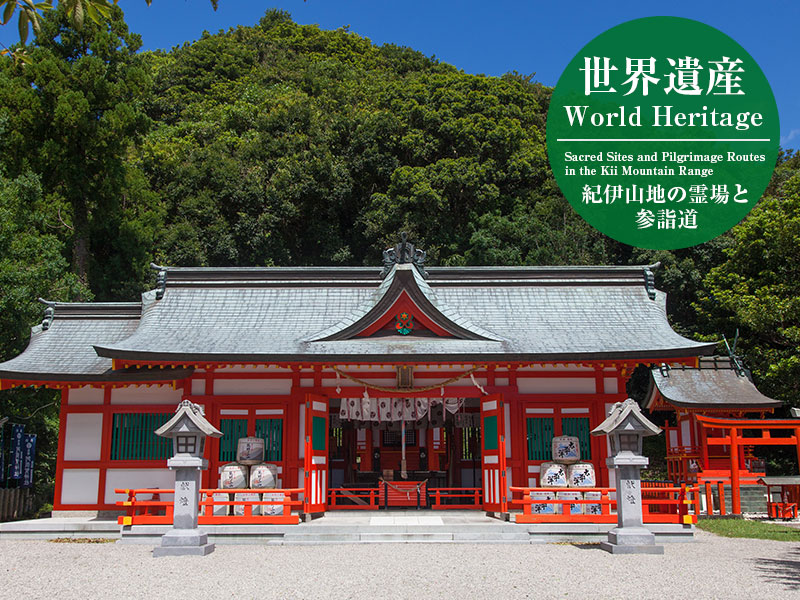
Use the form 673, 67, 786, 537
752, 548, 800, 591
571, 543, 602, 551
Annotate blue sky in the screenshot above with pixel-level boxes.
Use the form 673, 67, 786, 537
2, 1, 798, 148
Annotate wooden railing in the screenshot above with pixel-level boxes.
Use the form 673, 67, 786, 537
115, 487, 303, 525
510, 484, 701, 524
428, 487, 481, 510
328, 487, 380, 510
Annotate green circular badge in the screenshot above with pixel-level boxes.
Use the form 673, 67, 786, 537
547, 17, 779, 249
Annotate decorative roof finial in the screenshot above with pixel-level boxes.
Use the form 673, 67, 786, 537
37, 298, 56, 331
382, 232, 427, 279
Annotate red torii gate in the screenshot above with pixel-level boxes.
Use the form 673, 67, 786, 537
696, 414, 800, 515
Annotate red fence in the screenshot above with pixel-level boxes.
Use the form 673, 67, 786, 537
115, 487, 303, 525
510, 484, 701, 524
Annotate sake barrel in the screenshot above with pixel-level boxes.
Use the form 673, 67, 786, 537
250, 463, 279, 489
262, 492, 285, 516
584, 491, 603, 515
236, 436, 265, 465
556, 490, 583, 515
233, 492, 261, 516
551, 436, 580, 463
212, 492, 229, 517
530, 490, 558, 514
539, 462, 568, 487
220, 463, 248, 489
567, 463, 596, 487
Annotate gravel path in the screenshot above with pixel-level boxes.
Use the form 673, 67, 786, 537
1, 531, 799, 599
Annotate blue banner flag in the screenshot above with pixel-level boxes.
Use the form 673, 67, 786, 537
22, 434, 36, 488
10, 424, 24, 479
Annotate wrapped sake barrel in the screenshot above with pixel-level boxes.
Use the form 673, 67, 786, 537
530, 490, 558, 514
556, 490, 583, 515
551, 436, 580, 463
249, 463, 279, 489
584, 491, 603, 515
234, 492, 261, 516
539, 462, 568, 487
220, 463, 249, 488
236, 436, 265, 465
567, 463, 596, 487
212, 492, 230, 517
261, 492, 285, 516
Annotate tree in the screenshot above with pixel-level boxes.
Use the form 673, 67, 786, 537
696, 164, 800, 407
0, 5, 158, 294
0, 170, 87, 511
1, 1, 220, 51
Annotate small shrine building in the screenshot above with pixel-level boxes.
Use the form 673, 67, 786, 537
0, 240, 717, 516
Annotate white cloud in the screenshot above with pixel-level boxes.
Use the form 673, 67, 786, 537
780, 128, 800, 147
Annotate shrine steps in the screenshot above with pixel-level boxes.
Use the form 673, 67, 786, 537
0, 517, 119, 540
701, 484, 769, 514
1, 512, 695, 544
115, 512, 695, 545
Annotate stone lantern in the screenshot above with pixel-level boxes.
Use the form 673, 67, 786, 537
591, 398, 663, 555
152, 399, 222, 557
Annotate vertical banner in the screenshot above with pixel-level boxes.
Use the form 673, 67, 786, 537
10, 424, 24, 480
22, 434, 37, 488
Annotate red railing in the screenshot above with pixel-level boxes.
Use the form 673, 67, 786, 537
428, 487, 481, 509
510, 484, 701, 524
115, 487, 303, 525
328, 487, 380, 510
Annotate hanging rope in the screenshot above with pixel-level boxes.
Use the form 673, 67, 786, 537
330, 365, 485, 393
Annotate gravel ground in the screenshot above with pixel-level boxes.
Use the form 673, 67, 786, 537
1, 530, 799, 600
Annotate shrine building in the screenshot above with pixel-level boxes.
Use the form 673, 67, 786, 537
0, 238, 717, 517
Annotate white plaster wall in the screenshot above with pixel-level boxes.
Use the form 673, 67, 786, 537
681, 419, 692, 447
104, 469, 174, 505
517, 377, 596, 394
298, 403, 305, 459
111, 385, 182, 405
213, 379, 292, 395
68, 386, 104, 405
191, 379, 205, 395
603, 378, 619, 394
505, 403, 512, 458
60, 469, 100, 505
64, 413, 103, 461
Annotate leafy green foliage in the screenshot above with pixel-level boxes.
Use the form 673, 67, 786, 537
0, 4, 160, 296
0, 170, 87, 510
696, 159, 800, 408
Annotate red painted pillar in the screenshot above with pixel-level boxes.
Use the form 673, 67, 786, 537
729, 427, 741, 515
794, 428, 800, 474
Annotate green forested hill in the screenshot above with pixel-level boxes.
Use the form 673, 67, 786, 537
0, 8, 799, 507
138, 10, 612, 272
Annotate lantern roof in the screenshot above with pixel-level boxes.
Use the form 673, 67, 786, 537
155, 400, 223, 439
591, 398, 661, 437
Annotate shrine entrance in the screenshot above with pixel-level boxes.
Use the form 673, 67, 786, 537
326, 395, 488, 511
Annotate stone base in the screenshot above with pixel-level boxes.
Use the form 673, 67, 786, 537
153, 544, 215, 557
153, 528, 215, 557
600, 541, 664, 554
601, 526, 664, 554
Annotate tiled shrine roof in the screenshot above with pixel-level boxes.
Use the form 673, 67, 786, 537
0, 263, 715, 380
644, 356, 781, 410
